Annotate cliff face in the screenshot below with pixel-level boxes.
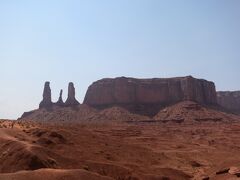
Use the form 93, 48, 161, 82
217, 91, 240, 114
84, 76, 217, 115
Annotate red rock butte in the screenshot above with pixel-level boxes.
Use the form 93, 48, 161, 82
217, 91, 240, 114
84, 76, 217, 116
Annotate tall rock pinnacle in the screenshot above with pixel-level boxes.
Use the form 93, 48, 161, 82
39, 81, 52, 109
56, 89, 64, 107
65, 82, 80, 106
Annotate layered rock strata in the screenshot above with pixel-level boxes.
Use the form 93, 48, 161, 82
84, 76, 217, 116
217, 91, 240, 114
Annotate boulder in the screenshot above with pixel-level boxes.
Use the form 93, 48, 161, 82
65, 82, 80, 106
229, 167, 240, 177
217, 91, 240, 114
216, 168, 230, 175
39, 82, 52, 109
84, 76, 217, 116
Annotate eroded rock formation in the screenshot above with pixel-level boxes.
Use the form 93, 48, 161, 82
65, 82, 80, 106
39, 82, 52, 109
56, 89, 64, 107
217, 91, 240, 114
84, 76, 217, 116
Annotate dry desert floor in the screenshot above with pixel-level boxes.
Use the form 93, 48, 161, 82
1, 119, 240, 180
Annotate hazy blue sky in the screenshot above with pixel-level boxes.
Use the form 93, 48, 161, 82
0, 0, 240, 119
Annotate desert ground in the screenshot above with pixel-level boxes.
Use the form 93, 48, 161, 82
1, 104, 240, 180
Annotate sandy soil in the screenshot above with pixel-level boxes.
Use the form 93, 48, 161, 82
1, 118, 240, 179
1, 101, 240, 179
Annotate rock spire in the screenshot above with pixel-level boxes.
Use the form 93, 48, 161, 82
65, 82, 80, 106
39, 81, 52, 109
56, 89, 64, 107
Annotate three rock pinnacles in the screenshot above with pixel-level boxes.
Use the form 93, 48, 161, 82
39, 82, 80, 109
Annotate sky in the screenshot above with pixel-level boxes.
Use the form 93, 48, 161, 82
0, 0, 240, 119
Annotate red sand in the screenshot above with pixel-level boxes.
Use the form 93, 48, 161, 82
1, 101, 240, 179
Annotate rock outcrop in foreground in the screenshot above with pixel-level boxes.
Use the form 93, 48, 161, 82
84, 76, 217, 116
217, 91, 240, 114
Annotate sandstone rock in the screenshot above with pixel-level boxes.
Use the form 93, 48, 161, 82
216, 168, 230, 175
217, 91, 240, 114
154, 101, 225, 123
39, 82, 52, 109
202, 176, 210, 180
56, 90, 64, 107
229, 167, 240, 177
84, 76, 217, 116
65, 82, 80, 106
20, 111, 35, 119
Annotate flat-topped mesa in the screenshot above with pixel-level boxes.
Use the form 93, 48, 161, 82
55, 89, 64, 107
83, 76, 217, 116
39, 81, 53, 109
217, 91, 240, 114
65, 82, 80, 106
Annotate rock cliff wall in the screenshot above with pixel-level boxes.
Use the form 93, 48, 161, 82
217, 91, 240, 114
84, 76, 217, 115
